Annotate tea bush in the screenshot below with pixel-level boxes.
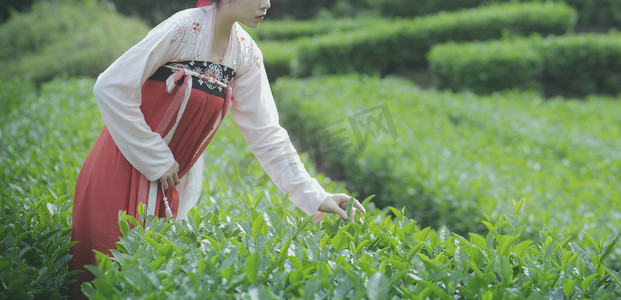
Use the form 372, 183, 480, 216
0, 0, 149, 83
0, 78, 103, 299
0, 76, 340, 298
274, 74, 621, 248
296, 2, 576, 76
428, 33, 621, 96
84, 198, 621, 298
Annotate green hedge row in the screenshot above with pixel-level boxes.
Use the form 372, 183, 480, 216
258, 40, 303, 80
247, 18, 380, 41
295, 2, 577, 76
370, 0, 482, 18
274, 74, 621, 242
540, 33, 621, 96
558, 0, 621, 28
370, 0, 621, 28
251, 18, 381, 79
428, 33, 621, 96
428, 37, 545, 94
0, 0, 149, 83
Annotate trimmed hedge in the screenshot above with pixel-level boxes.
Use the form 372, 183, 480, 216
249, 18, 382, 80
429, 37, 545, 94
296, 2, 577, 76
370, 0, 621, 28
540, 33, 621, 96
428, 33, 621, 96
0, 0, 149, 83
370, 0, 482, 18
563, 0, 621, 28
258, 40, 305, 80
247, 18, 380, 41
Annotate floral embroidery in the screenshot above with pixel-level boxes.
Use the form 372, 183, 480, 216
169, 25, 187, 45
169, 17, 202, 59
254, 46, 262, 69
233, 25, 262, 75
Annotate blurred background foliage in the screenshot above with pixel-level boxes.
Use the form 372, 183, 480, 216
0, 0, 149, 83
3, 0, 621, 25
0, 0, 148, 82
1, 0, 619, 84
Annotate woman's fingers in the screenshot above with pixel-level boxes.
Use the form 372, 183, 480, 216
349, 205, 356, 222
319, 195, 347, 219
312, 212, 326, 223
333, 201, 348, 220
160, 174, 179, 190
167, 176, 175, 190
353, 198, 366, 215
159, 177, 169, 190
319, 194, 368, 223
349, 199, 366, 224
158, 161, 180, 190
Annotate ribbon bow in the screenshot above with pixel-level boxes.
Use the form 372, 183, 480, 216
197, 0, 212, 7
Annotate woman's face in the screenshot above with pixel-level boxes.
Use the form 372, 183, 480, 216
227, 0, 271, 28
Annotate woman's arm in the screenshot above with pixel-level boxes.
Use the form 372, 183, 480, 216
93, 17, 189, 182
229, 35, 365, 220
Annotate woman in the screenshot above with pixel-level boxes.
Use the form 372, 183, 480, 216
70, 0, 366, 296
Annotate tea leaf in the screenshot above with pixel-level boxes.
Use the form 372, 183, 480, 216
245, 252, 262, 283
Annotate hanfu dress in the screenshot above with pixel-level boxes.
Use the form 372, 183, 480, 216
70, 5, 329, 294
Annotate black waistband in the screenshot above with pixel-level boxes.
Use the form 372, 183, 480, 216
147, 61, 235, 98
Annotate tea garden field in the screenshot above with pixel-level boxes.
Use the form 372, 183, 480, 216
1, 74, 621, 298
2, 1, 621, 299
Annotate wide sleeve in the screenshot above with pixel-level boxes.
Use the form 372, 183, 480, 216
92, 17, 189, 181
230, 49, 329, 216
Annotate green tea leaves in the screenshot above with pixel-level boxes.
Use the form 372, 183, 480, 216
245, 252, 262, 283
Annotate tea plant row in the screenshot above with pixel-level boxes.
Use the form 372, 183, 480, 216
274, 74, 621, 255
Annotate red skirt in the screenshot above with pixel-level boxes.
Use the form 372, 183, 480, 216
70, 62, 234, 297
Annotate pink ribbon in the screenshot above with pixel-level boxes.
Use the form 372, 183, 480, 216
197, 0, 212, 7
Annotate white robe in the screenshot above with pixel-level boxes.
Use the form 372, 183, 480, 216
92, 5, 328, 219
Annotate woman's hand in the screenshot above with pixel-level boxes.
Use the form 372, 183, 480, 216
159, 161, 180, 190
316, 193, 366, 224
